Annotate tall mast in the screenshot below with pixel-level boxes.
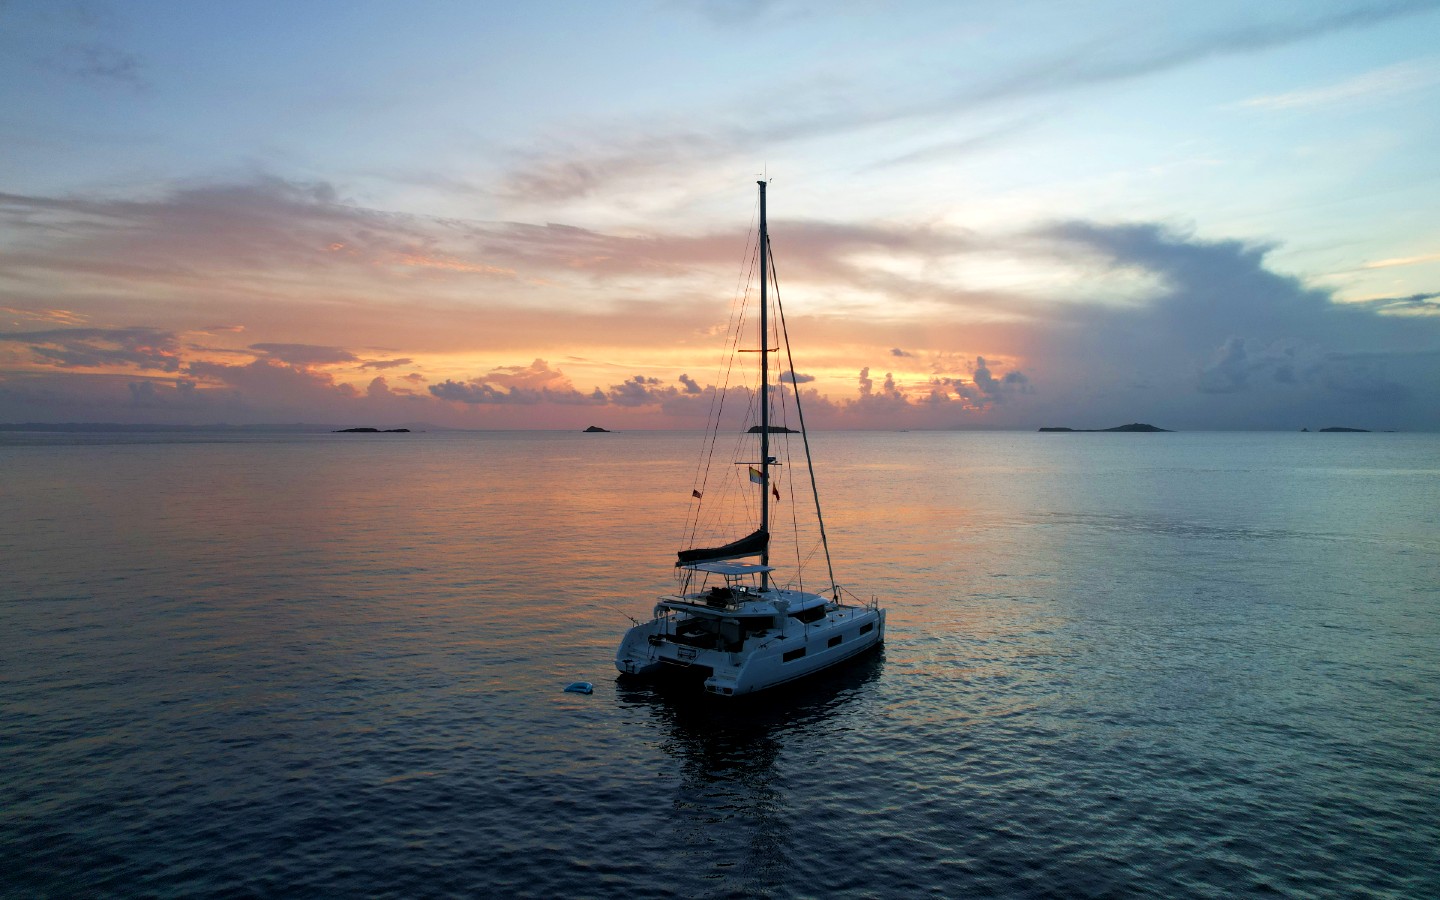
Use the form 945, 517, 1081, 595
758, 180, 770, 591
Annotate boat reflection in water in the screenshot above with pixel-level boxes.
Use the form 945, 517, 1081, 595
613, 647, 885, 891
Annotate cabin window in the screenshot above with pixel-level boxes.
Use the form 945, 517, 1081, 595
742, 617, 775, 637
782, 647, 806, 663
828, 635, 842, 648
859, 622, 873, 635
791, 605, 828, 624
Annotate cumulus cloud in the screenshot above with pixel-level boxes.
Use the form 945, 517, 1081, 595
428, 363, 718, 413
128, 380, 160, 407
815, 354, 1032, 424
607, 375, 675, 407
848, 367, 908, 413
429, 359, 607, 406
428, 379, 605, 405
1016, 220, 1440, 428
968, 356, 1032, 400
972, 356, 1001, 394
127, 378, 199, 409
360, 375, 421, 400
366, 376, 392, 399
429, 380, 526, 404
187, 357, 358, 403
1198, 336, 1264, 394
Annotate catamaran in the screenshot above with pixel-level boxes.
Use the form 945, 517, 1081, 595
615, 182, 886, 697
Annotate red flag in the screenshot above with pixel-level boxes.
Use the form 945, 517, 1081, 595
692, 489, 703, 499
772, 484, 780, 501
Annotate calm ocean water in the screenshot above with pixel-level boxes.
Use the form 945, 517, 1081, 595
3, 429, 1438, 898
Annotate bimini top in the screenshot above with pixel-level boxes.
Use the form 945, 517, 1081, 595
679, 561, 775, 576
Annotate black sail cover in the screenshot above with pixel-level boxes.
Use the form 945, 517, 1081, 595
676, 529, 768, 566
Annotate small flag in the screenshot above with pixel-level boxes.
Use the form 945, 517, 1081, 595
749, 466, 765, 485
772, 483, 780, 501
691, 489, 703, 499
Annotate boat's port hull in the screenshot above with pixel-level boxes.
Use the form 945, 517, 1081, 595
616, 605, 885, 696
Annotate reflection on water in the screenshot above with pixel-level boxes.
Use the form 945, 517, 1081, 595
615, 650, 884, 894
3, 431, 1438, 897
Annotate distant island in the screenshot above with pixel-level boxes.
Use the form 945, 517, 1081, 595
583, 425, 611, 433
747, 425, 799, 434
1039, 423, 1171, 433
333, 427, 411, 433
1318, 427, 1370, 432
0, 422, 339, 433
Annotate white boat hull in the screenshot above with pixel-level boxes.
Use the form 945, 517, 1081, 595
616, 602, 885, 697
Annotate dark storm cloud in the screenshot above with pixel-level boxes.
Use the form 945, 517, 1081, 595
972, 356, 1031, 400
1038, 220, 1435, 357
1024, 220, 1440, 428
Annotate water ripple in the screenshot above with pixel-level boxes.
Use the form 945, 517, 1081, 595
2, 431, 1438, 896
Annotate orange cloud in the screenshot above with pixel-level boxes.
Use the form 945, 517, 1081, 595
1, 307, 88, 326
394, 252, 514, 276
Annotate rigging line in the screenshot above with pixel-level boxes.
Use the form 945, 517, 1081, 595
783, 435, 807, 594
714, 236, 759, 481
769, 232, 839, 598
774, 299, 807, 596
691, 198, 760, 524
769, 300, 806, 595
685, 214, 759, 551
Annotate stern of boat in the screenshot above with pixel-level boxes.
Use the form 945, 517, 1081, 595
615, 618, 665, 676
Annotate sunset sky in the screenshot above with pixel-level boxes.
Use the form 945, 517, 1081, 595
2, 0, 1438, 430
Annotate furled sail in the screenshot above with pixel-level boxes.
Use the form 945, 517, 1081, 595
676, 529, 768, 567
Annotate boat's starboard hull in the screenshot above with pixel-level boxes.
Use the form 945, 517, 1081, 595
616, 604, 884, 697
